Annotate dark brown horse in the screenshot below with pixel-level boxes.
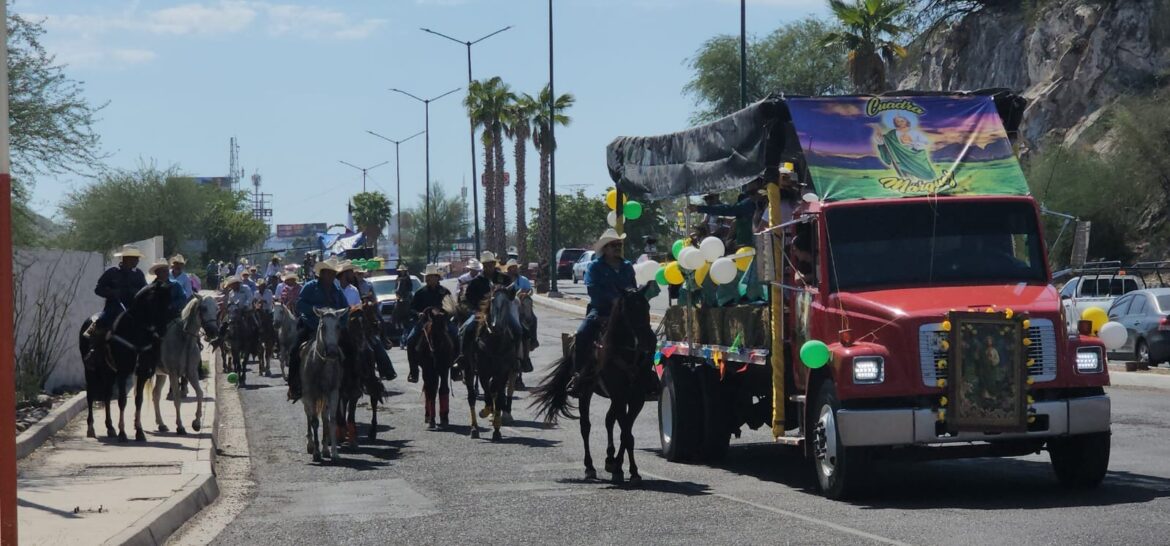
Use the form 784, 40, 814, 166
78, 283, 174, 442
531, 285, 657, 484
464, 284, 520, 440
336, 303, 384, 446
408, 306, 455, 429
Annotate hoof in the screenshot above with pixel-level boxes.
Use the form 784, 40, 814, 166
312, 454, 322, 463
491, 430, 502, 441
427, 421, 438, 431
479, 407, 491, 419
629, 474, 642, 487
86, 428, 96, 439
118, 431, 129, 443
604, 459, 615, 473
440, 415, 449, 426
192, 420, 202, 432
367, 431, 376, 441
611, 471, 625, 485
135, 429, 146, 442
176, 426, 187, 436
107, 428, 117, 439
470, 428, 480, 439
584, 468, 597, 481
157, 424, 170, 433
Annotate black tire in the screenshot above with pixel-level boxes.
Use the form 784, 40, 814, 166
1049, 432, 1110, 488
697, 367, 731, 462
810, 381, 865, 499
659, 361, 701, 462
572, 274, 578, 284
1135, 340, 1150, 367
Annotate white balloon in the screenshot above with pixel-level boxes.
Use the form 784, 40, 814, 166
1097, 321, 1127, 350
635, 262, 655, 284
698, 236, 725, 262
710, 257, 738, 284
607, 210, 617, 227
678, 247, 704, 271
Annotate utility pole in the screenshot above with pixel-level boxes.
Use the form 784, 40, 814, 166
740, 0, 747, 109
338, 160, 389, 193
390, 87, 461, 263
367, 129, 424, 266
421, 25, 512, 256
0, 1, 17, 541
548, 0, 559, 295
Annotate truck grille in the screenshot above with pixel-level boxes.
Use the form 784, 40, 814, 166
919, 318, 1056, 386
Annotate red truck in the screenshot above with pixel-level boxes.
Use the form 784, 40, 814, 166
607, 90, 1116, 499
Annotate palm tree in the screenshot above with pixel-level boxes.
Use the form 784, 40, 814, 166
822, 0, 910, 94
531, 84, 575, 271
350, 191, 394, 253
505, 93, 540, 265
464, 76, 514, 254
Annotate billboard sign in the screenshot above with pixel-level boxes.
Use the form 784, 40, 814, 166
277, 223, 328, 238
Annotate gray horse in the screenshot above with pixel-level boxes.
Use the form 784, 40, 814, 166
302, 307, 346, 463
153, 295, 219, 435
273, 303, 297, 381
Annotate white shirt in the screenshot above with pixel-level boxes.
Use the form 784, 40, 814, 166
264, 262, 282, 278
235, 264, 247, 276
342, 284, 361, 306
226, 287, 253, 313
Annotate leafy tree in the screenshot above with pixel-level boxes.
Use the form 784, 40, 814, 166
823, 0, 911, 94
527, 189, 606, 252
7, 9, 107, 243
684, 17, 851, 123
531, 84, 575, 265
399, 183, 467, 266
350, 191, 394, 252
58, 163, 268, 260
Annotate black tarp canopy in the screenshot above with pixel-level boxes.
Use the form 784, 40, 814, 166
606, 89, 1026, 202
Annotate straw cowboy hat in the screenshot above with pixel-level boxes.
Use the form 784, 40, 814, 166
397, 263, 409, 271
504, 259, 520, 269
170, 254, 186, 265
314, 259, 341, 276
594, 228, 627, 251
147, 260, 170, 276
479, 251, 499, 264
223, 276, 241, 288
423, 264, 443, 278
240, 257, 249, 265
282, 272, 299, 282
339, 261, 358, 274
467, 259, 482, 271
113, 244, 144, 258
271, 255, 282, 262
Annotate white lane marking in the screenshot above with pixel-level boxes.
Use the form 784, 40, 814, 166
640, 470, 912, 546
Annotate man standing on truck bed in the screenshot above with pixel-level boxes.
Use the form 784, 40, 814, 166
567, 229, 636, 396
688, 179, 767, 248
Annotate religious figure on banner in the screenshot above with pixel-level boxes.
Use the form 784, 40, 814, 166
872, 113, 937, 181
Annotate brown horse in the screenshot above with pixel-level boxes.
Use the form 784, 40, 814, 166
408, 307, 455, 429
336, 303, 384, 446
464, 284, 520, 440
531, 285, 657, 484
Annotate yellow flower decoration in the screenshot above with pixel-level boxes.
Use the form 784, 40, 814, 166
940, 396, 949, 407
941, 320, 952, 332
941, 340, 951, 351
986, 307, 996, 313
936, 359, 947, 369
936, 378, 947, 388
1026, 377, 1034, 386
1027, 358, 1035, 367
1022, 338, 1032, 347
1027, 395, 1035, 405
1022, 319, 1031, 329
1004, 308, 1014, 319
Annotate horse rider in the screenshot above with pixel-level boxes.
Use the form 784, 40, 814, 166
235, 257, 249, 277
687, 179, 767, 248
278, 273, 301, 308
222, 276, 253, 317
352, 266, 397, 381
339, 261, 362, 306
169, 254, 194, 299
403, 264, 456, 383
147, 260, 188, 321
86, 244, 147, 356
456, 259, 481, 301
287, 259, 347, 402
264, 255, 282, 279
355, 268, 376, 303
302, 252, 316, 281
567, 229, 636, 396
455, 251, 511, 375
241, 268, 258, 295
505, 259, 538, 349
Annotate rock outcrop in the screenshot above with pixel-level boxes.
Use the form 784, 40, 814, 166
893, 0, 1170, 152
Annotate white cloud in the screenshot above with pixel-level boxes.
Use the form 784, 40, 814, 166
51, 42, 159, 69
262, 4, 387, 39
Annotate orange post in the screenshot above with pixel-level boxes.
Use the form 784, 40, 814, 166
0, 1, 18, 542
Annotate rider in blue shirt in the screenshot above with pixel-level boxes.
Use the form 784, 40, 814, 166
287, 259, 347, 401
567, 228, 636, 396
169, 254, 194, 299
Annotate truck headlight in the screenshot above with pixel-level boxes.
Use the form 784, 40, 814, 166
852, 357, 884, 384
1076, 347, 1104, 374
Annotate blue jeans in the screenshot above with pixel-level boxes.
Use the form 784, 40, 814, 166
574, 310, 604, 373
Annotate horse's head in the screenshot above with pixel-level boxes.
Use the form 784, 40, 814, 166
314, 307, 346, 358
197, 295, 220, 338
613, 284, 657, 351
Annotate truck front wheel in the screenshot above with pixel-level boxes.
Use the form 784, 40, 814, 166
811, 381, 866, 499
1049, 432, 1110, 488
659, 361, 701, 462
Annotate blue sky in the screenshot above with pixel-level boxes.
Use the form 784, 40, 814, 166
18, 0, 828, 230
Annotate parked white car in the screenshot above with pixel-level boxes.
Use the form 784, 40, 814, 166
571, 250, 595, 284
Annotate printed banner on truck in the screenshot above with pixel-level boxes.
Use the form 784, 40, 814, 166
786, 96, 1028, 201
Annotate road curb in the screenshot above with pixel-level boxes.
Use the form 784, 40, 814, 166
16, 390, 87, 460
106, 473, 220, 546
1108, 363, 1170, 376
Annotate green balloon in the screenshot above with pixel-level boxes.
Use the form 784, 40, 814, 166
655, 266, 668, 286
227, 372, 239, 385
672, 239, 685, 259
799, 340, 830, 369
623, 200, 643, 220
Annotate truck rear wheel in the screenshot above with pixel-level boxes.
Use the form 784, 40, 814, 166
1049, 432, 1110, 488
698, 367, 730, 462
811, 381, 865, 499
659, 361, 701, 462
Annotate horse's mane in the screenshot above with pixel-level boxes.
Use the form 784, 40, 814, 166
598, 290, 645, 370
180, 295, 201, 323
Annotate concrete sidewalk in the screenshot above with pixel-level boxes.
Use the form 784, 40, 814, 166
17, 351, 219, 546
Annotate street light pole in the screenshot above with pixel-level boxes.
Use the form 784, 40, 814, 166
367, 129, 424, 265
390, 87, 460, 263
0, 2, 17, 541
740, 0, 747, 109
420, 25, 512, 257
547, 0, 561, 295
338, 160, 389, 193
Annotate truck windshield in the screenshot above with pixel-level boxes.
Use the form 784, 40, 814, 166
825, 200, 1047, 291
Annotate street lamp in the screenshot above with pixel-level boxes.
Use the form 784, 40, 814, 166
367, 129, 424, 264
548, 0, 559, 295
389, 87, 461, 263
420, 25, 512, 256
338, 160, 389, 193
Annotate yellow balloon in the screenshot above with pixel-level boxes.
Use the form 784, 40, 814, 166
1081, 306, 1108, 334
664, 262, 684, 285
733, 247, 755, 272
605, 189, 626, 211
694, 262, 710, 285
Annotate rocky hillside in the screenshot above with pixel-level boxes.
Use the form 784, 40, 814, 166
893, 0, 1170, 153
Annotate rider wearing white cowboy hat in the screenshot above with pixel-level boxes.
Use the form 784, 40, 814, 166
456, 251, 511, 369
169, 254, 194, 299
402, 264, 455, 383
567, 228, 636, 396
147, 260, 187, 320
235, 257, 249, 277
338, 261, 362, 306
223, 275, 253, 314
264, 255, 283, 279
88, 244, 148, 348
287, 258, 347, 401
278, 272, 301, 308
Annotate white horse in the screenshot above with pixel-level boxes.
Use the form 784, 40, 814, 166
303, 307, 345, 463
273, 303, 298, 381
152, 295, 219, 435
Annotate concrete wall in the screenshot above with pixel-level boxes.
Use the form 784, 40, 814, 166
14, 248, 105, 392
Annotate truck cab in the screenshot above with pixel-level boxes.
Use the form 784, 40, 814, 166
1059, 271, 1144, 332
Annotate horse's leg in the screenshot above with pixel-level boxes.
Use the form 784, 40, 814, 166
581, 393, 596, 480
169, 372, 186, 435
625, 397, 645, 486
438, 366, 450, 427
306, 404, 320, 461
367, 393, 378, 441
346, 398, 357, 448
190, 359, 205, 432
502, 373, 515, 424
609, 402, 628, 485
104, 377, 116, 438
133, 375, 148, 441
153, 373, 168, 432
85, 376, 96, 438
326, 391, 340, 462
117, 377, 129, 442
604, 401, 620, 475
490, 379, 503, 441
466, 375, 479, 439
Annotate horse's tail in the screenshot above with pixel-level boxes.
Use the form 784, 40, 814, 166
529, 355, 577, 424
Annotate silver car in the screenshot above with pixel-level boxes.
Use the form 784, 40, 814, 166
1106, 288, 1170, 366
571, 250, 595, 284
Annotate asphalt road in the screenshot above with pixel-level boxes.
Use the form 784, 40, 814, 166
198, 305, 1170, 546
